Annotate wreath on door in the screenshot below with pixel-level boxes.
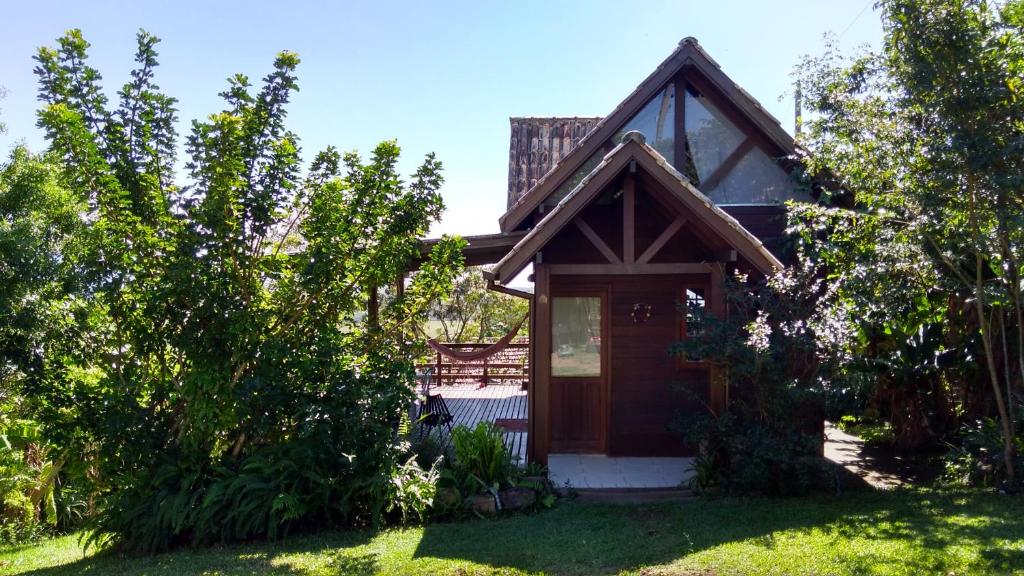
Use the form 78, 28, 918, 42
631, 302, 652, 324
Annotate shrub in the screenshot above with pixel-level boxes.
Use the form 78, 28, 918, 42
942, 416, 1024, 489
433, 423, 521, 517
408, 426, 449, 470
836, 415, 895, 448
449, 423, 514, 492
378, 457, 439, 525
20, 29, 465, 554
678, 412, 829, 496
672, 269, 831, 496
0, 424, 63, 545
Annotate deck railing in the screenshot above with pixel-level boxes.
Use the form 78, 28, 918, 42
417, 340, 528, 388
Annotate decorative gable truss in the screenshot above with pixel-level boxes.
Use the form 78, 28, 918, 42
488, 134, 782, 286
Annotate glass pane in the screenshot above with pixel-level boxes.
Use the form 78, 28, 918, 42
684, 89, 744, 184
708, 147, 810, 204
613, 84, 675, 160
552, 297, 601, 377
684, 288, 706, 362
545, 85, 675, 209
544, 149, 605, 209
684, 288, 706, 337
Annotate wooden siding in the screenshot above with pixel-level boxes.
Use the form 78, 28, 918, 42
549, 275, 710, 457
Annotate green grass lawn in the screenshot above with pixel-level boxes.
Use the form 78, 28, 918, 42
3, 489, 1024, 576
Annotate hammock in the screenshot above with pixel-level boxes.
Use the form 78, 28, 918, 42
425, 313, 529, 362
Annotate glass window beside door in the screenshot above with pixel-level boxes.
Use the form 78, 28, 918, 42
551, 296, 601, 377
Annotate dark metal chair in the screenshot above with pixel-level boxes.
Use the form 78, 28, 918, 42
415, 367, 454, 440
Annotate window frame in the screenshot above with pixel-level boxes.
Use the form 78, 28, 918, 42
679, 283, 709, 366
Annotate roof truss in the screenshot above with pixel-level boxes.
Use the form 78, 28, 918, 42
489, 138, 782, 284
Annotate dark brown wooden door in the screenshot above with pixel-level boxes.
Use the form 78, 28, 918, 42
609, 276, 708, 456
549, 288, 608, 453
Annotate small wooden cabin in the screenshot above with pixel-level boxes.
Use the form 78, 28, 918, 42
440, 37, 812, 465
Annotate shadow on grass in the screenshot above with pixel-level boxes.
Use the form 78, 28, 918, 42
16, 530, 377, 576
413, 490, 1024, 575
13, 491, 1024, 576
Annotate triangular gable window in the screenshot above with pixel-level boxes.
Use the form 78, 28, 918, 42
539, 80, 810, 211
544, 87, 676, 210
684, 88, 745, 184
712, 146, 806, 204
614, 84, 675, 161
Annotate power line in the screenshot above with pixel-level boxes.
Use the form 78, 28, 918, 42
839, 1, 873, 39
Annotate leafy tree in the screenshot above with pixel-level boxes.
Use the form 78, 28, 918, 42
429, 267, 528, 343
0, 146, 84, 541
793, 0, 1024, 483
0, 85, 7, 133
25, 29, 463, 552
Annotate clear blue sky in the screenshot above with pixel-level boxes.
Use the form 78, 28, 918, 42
0, 0, 882, 237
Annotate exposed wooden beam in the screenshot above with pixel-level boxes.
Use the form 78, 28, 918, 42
708, 262, 728, 414
548, 263, 712, 275
487, 279, 533, 300
696, 137, 755, 194
623, 173, 636, 264
532, 263, 551, 464
637, 216, 687, 264
493, 153, 631, 283
574, 218, 622, 264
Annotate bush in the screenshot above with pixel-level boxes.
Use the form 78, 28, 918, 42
678, 412, 829, 496
836, 415, 895, 447
672, 269, 831, 496
0, 424, 63, 546
941, 417, 1024, 489
407, 426, 449, 470
378, 457, 439, 525
434, 422, 532, 517
449, 423, 515, 493
15, 29, 467, 554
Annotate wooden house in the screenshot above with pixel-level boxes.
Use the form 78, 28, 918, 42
432, 38, 813, 465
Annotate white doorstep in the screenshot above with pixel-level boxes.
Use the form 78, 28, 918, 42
548, 454, 695, 489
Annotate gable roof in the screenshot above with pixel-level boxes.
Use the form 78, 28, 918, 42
488, 134, 783, 284
498, 37, 797, 233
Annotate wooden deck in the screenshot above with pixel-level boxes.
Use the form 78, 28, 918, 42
438, 383, 528, 464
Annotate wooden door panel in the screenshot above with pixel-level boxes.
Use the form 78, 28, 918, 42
550, 379, 603, 452
549, 288, 608, 454
609, 276, 707, 456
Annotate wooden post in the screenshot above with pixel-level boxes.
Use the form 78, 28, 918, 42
482, 357, 489, 387
435, 351, 442, 388
623, 173, 635, 264
533, 261, 551, 465
708, 263, 728, 413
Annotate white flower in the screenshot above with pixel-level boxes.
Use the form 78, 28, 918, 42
746, 311, 772, 353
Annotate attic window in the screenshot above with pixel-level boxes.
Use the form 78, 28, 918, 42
613, 84, 675, 161
544, 88, 676, 210
684, 88, 744, 184
683, 86, 809, 205
711, 146, 806, 204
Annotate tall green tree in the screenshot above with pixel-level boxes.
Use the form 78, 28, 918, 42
429, 267, 528, 343
28, 29, 463, 551
794, 0, 1024, 483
